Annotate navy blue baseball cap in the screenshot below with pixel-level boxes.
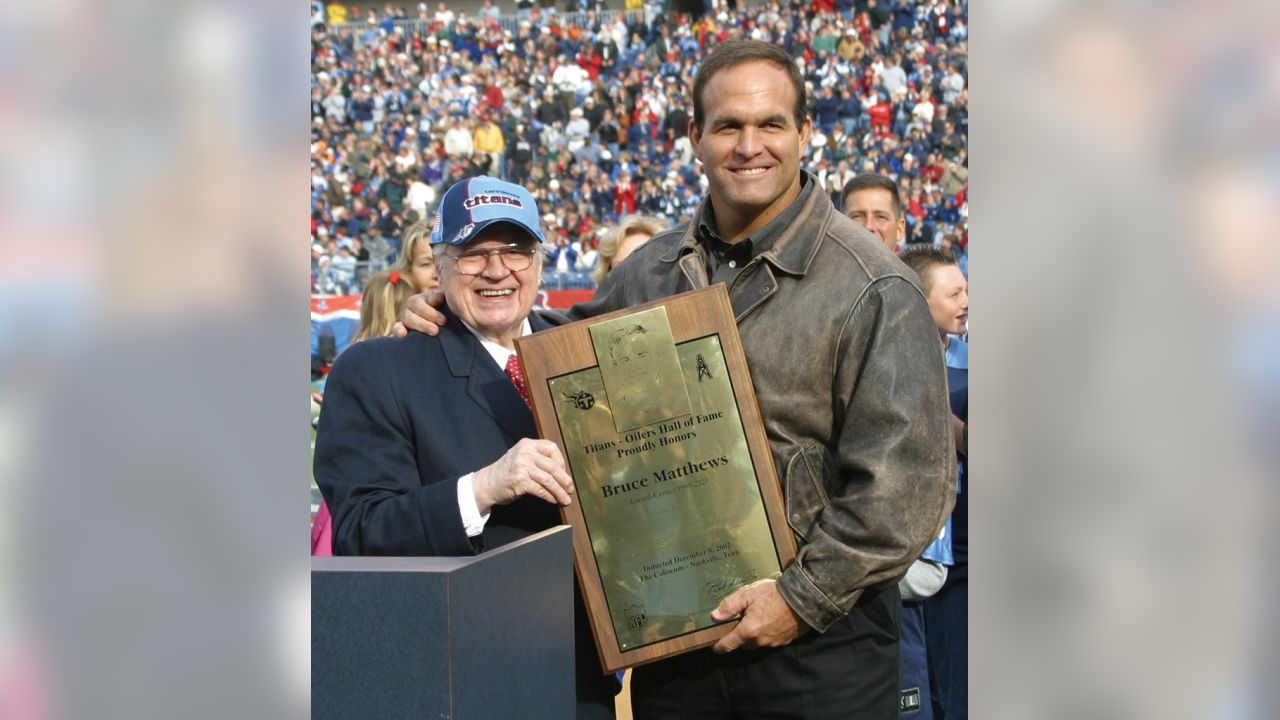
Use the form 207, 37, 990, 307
431, 176, 546, 247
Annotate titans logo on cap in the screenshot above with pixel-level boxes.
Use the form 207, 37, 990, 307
434, 176, 546, 247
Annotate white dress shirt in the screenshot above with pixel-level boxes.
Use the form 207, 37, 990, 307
455, 318, 532, 537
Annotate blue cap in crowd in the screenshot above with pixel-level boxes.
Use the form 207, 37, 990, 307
432, 176, 545, 247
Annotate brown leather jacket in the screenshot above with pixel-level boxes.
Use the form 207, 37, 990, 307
570, 182, 955, 632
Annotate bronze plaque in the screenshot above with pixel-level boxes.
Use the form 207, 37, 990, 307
514, 285, 796, 673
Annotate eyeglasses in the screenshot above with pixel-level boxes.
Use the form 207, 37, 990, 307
443, 244, 539, 276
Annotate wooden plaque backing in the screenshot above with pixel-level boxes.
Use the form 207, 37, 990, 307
515, 285, 797, 673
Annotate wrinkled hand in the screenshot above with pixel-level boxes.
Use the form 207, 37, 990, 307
393, 291, 449, 337
710, 580, 809, 654
472, 439, 575, 514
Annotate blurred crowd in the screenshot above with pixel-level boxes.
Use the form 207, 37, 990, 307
310, 0, 968, 294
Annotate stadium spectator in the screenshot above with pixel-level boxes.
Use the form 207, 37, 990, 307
442, 118, 475, 158
575, 234, 600, 274
545, 234, 580, 273
397, 219, 441, 293
404, 174, 435, 219
614, 170, 638, 217
843, 172, 907, 253
473, 113, 506, 176
941, 156, 968, 196
565, 107, 592, 154
899, 244, 968, 720
325, 1, 348, 26
813, 84, 842, 134
592, 214, 666, 284
881, 52, 909, 96
351, 270, 416, 345
331, 241, 359, 293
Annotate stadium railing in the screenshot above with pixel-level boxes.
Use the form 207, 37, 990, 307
541, 270, 595, 291
313, 261, 597, 295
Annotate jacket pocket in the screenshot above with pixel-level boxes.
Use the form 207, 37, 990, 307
784, 442, 832, 544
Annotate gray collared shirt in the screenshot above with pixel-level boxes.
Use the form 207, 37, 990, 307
697, 173, 814, 287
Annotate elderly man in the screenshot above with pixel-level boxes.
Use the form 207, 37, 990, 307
402, 42, 953, 719
315, 176, 616, 719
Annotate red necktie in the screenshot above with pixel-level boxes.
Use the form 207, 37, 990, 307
504, 354, 531, 409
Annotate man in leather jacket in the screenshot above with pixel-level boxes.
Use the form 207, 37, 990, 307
400, 40, 954, 719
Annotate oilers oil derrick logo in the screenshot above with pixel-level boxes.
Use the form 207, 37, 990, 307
562, 390, 595, 410
696, 353, 712, 382
623, 603, 647, 630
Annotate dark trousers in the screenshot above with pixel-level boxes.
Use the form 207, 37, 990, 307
923, 581, 967, 720
630, 584, 901, 720
899, 601, 934, 719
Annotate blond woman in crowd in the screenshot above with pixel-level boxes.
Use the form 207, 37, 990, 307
351, 270, 416, 344
592, 214, 666, 285
397, 219, 441, 292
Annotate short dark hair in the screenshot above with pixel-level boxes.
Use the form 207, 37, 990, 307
899, 246, 959, 296
842, 174, 904, 219
692, 40, 807, 133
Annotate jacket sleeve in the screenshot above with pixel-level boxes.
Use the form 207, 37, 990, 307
776, 275, 956, 631
563, 251, 633, 322
314, 341, 475, 557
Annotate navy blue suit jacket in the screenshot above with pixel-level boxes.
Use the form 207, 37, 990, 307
315, 308, 558, 557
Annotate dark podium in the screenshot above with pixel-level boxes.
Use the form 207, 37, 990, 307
312, 526, 576, 720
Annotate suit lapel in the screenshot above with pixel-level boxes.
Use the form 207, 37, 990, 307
467, 353, 537, 441
438, 308, 538, 442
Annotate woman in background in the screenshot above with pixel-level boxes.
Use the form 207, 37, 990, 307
592, 214, 666, 285
350, 270, 415, 344
396, 219, 441, 293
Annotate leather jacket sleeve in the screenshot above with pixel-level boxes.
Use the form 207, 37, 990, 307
775, 275, 956, 632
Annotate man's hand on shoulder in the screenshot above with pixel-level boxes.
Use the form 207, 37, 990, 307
393, 290, 449, 337
710, 579, 810, 654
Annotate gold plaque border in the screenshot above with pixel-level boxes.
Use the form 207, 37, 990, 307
515, 285, 798, 674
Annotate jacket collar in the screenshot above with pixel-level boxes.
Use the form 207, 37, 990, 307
658, 170, 831, 278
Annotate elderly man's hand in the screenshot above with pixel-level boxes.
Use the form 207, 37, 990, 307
472, 438, 575, 514
393, 291, 449, 337
710, 579, 810, 654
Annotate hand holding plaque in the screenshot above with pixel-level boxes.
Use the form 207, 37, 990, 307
514, 285, 796, 673
709, 579, 809, 654
471, 438, 576, 512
